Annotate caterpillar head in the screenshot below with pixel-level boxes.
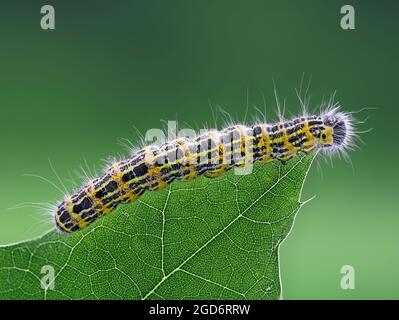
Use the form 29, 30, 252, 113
320, 108, 355, 154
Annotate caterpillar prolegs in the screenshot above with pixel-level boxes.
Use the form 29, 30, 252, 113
55, 108, 354, 233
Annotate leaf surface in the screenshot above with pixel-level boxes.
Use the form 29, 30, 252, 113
0, 152, 315, 300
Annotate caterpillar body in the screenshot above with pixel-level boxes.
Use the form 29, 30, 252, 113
55, 108, 354, 233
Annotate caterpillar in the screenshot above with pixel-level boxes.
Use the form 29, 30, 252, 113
54, 107, 354, 233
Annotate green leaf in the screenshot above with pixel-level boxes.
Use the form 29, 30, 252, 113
0, 152, 315, 300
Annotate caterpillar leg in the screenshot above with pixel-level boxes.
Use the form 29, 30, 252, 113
204, 162, 230, 178
204, 168, 226, 178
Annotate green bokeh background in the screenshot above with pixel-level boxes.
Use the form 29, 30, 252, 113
0, 0, 398, 299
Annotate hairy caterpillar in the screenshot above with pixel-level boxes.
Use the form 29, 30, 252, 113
54, 107, 354, 233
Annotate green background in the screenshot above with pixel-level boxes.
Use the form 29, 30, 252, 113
0, 0, 398, 299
